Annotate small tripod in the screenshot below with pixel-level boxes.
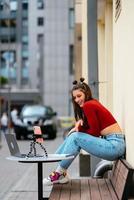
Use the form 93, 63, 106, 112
27, 134, 48, 157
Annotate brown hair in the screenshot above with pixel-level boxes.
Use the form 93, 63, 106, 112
71, 78, 93, 124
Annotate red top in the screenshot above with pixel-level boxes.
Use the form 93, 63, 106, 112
79, 99, 117, 137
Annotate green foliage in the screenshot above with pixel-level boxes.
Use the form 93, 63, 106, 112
0, 76, 8, 85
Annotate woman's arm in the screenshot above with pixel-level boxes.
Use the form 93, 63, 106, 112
67, 119, 83, 136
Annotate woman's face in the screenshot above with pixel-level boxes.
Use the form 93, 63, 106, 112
72, 89, 85, 107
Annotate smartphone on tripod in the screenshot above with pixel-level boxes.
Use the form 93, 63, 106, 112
33, 126, 44, 143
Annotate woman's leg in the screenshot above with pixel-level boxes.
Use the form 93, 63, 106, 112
43, 132, 125, 185
55, 132, 125, 169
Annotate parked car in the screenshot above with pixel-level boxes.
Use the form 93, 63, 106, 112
13, 105, 58, 140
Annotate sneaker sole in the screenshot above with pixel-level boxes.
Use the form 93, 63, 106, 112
43, 177, 69, 186
53, 177, 69, 184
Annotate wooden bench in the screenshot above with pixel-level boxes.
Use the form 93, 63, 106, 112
49, 159, 134, 200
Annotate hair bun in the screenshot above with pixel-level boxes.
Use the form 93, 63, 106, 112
80, 77, 85, 83
72, 80, 78, 85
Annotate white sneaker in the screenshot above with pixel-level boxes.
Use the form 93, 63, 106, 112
43, 171, 69, 186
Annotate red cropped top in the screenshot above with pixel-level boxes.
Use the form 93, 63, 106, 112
79, 99, 117, 137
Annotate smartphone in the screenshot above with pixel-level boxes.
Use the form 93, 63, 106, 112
33, 126, 44, 143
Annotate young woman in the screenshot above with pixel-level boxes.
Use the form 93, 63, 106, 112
43, 78, 126, 185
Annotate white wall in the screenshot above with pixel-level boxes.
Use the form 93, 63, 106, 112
82, 0, 88, 82
98, 0, 134, 166
113, 0, 134, 166
98, 1, 113, 111
98, 21, 106, 106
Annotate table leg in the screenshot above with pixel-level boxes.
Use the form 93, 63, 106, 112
38, 162, 48, 200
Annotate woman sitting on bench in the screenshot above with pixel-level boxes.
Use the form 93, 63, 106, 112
43, 78, 126, 186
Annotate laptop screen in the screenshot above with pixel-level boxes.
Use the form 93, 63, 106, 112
4, 134, 21, 157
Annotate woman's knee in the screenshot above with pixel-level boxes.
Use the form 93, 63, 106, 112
68, 132, 80, 140
68, 132, 87, 147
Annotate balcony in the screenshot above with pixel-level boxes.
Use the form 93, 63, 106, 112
0, 11, 17, 19
0, 27, 16, 36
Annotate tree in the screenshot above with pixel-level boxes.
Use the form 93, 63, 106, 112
0, 76, 8, 87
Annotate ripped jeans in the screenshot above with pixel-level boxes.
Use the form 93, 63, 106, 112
55, 132, 126, 169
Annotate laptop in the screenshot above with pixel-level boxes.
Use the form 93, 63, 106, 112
5, 133, 44, 158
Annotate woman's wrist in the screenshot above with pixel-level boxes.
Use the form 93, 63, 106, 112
67, 128, 76, 136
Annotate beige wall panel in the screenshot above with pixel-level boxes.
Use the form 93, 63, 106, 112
105, 1, 113, 111
74, 23, 82, 80
75, 0, 82, 23
98, 21, 107, 106
74, 0, 82, 80
113, 0, 134, 166
82, 0, 88, 82
98, 1, 113, 111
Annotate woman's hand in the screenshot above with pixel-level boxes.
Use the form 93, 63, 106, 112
67, 127, 76, 137
74, 119, 83, 131
67, 119, 83, 137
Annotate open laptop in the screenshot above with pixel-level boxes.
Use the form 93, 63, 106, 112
5, 133, 44, 158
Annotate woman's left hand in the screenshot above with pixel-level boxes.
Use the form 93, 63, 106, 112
74, 119, 83, 131
67, 119, 83, 137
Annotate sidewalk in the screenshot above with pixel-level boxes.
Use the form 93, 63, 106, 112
0, 132, 79, 200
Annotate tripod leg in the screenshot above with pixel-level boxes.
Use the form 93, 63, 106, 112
37, 142, 48, 157
33, 142, 37, 156
27, 141, 34, 157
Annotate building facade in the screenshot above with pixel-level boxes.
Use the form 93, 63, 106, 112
0, 0, 74, 116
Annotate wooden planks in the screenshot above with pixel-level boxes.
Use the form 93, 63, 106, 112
49, 159, 133, 200
110, 159, 133, 200
49, 184, 62, 200
70, 180, 81, 200
50, 178, 115, 200
81, 179, 91, 200
97, 179, 113, 200
89, 179, 101, 200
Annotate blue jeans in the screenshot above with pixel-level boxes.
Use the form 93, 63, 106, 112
55, 132, 126, 169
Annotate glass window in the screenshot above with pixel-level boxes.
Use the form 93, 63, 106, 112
22, 66, 28, 78
1, 36, 9, 43
37, 34, 44, 43
69, 45, 74, 74
10, 19, 16, 27
1, 51, 16, 64
22, 58, 29, 79
22, 10, 28, 18
10, 36, 16, 42
0, 35, 16, 43
69, 8, 75, 29
10, 1, 18, 11
0, 50, 16, 79
0, 3, 4, 11
0, 19, 9, 27
37, 17, 44, 26
22, 26, 28, 35
22, 19, 28, 27
37, 0, 44, 9
22, 50, 29, 58
0, 67, 16, 79
22, 35, 28, 43
22, 44, 28, 51
22, 2, 28, 10
22, 105, 47, 117
10, 66, 17, 79
22, 58, 29, 67
0, 19, 16, 27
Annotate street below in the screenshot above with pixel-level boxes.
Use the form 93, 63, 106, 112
0, 131, 79, 200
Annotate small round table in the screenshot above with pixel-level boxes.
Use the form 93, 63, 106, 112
7, 154, 74, 200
